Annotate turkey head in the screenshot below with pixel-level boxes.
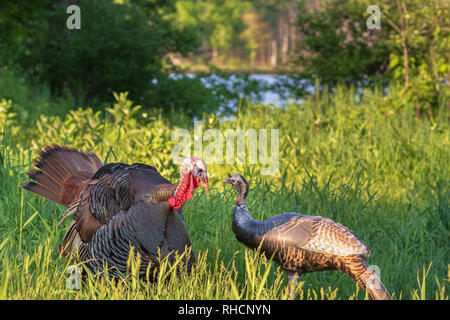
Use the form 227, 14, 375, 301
168, 157, 208, 210
224, 173, 248, 205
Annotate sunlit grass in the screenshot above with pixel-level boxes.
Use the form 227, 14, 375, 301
0, 86, 448, 300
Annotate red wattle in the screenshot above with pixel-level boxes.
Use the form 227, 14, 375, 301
168, 196, 178, 208
168, 173, 200, 210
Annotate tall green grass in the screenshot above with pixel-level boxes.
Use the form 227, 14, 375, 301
0, 86, 448, 299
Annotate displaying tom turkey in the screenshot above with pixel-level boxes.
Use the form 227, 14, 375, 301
22, 144, 208, 279
224, 174, 391, 300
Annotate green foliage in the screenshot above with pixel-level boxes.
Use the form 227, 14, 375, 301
0, 99, 16, 133
172, 0, 252, 60
1, 0, 216, 116
146, 75, 222, 119
295, 0, 390, 84
22, 0, 174, 103
29, 92, 179, 179
295, 0, 450, 114
0, 87, 448, 299
0, 1, 53, 66
0, 68, 76, 126
382, 0, 450, 114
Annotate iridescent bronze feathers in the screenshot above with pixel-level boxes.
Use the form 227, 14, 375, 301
22, 144, 198, 279
224, 174, 391, 300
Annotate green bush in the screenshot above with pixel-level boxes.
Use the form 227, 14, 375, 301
0, 68, 76, 127
29, 0, 174, 103
295, 0, 390, 85
146, 74, 222, 119
7, 0, 223, 117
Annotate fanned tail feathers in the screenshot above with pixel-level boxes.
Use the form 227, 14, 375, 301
21, 144, 103, 207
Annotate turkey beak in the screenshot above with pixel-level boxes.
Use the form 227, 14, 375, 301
224, 173, 233, 184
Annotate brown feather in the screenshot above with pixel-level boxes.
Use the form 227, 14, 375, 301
26, 169, 61, 195
74, 190, 104, 242
22, 181, 60, 203
59, 171, 93, 206
34, 159, 64, 186
338, 255, 391, 300
22, 144, 103, 206
23, 146, 197, 281
57, 200, 80, 228
228, 174, 391, 300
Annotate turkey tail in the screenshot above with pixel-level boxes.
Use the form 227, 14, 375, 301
21, 144, 103, 207
340, 256, 392, 300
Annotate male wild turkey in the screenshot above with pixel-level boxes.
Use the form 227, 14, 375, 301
224, 174, 391, 300
22, 144, 208, 279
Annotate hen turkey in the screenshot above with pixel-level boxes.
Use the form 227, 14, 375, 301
224, 174, 391, 300
22, 144, 208, 279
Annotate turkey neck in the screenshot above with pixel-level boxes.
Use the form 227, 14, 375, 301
232, 203, 269, 248
173, 173, 188, 197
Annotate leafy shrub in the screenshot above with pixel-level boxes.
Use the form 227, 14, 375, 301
0, 68, 76, 123
11, 0, 215, 116
0, 99, 16, 132
147, 74, 222, 119
31, 92, 179, 179
2, 85, 447, 196
295, 0, 390, 85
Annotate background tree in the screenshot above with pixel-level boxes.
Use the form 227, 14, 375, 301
0, 0, 225, 117
173, 0, 251, 63
382, 0, 450, 115
0, 1, 52, 65
240, 11, 272, 66
294, 0, 390, 85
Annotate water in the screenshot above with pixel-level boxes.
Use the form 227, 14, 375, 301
170, 73, 315, 111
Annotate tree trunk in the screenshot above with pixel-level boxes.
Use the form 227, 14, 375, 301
415, 104, 422, 119
251, 49, 256, 66
279, 13, 289, 64
262, 45, 266, 67
429, 41, 440, 93
212, 47, 218, 63
270, 40, 277, 67
288, 1, 298, 53
397, 0, 409, 91
401, 35, 409, 90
